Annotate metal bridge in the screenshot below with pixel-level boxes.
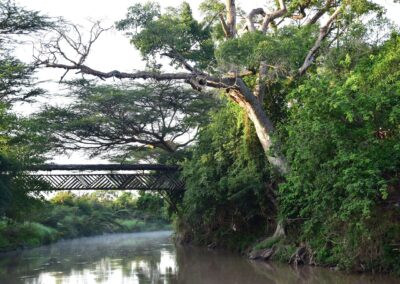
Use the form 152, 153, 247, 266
19, 164, 185, 193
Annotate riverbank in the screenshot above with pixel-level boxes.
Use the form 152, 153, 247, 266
175, 226, 400, 278
0, 191, 171, 253
0, 219, 171, 253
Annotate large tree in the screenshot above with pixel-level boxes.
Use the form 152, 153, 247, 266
36, 0, 381, 175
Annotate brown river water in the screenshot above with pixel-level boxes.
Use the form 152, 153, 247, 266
0, 231, 398, 284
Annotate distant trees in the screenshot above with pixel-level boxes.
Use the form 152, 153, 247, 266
0, 191, 170, 251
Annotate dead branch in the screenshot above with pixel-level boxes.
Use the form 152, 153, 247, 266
35, 22, 110, 81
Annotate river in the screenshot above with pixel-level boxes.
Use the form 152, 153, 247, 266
0, 231, 398, 284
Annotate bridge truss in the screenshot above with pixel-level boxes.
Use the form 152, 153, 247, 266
20, 164, 185, 192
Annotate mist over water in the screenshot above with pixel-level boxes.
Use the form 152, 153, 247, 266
0, 231, 398, 284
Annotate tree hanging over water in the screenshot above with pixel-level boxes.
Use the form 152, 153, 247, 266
35, 0, 383, 174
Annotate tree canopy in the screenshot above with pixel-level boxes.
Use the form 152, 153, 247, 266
34, 79, 216, 161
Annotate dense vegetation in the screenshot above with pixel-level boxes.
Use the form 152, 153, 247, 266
279, 34, 400, 272
177, 101, 275, 251
179, 31, 400, 273
0, 0, 54, 222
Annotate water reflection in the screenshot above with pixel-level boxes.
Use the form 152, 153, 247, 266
0, 231, 398, 284
0, 231, 177, 284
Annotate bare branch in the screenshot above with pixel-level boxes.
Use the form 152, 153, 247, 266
260, 0, 287, 33
298, 5, 342, 76
246, 8, 266, 32
37, 22, 110, 79
218, 13, 230, 38
254, 61, 267, 103
306, 0, 334, 25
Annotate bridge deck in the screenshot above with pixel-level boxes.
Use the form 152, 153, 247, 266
18, 164, 185, 191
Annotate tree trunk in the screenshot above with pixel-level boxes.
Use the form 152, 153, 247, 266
245, 100, 288, 175
228, 88, 289, 175
225, 0, 236, 37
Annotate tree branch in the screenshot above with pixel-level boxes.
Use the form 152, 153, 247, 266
254, 61, 267, 103
218, 13, 230, 38
161, 49, 205, 75
246, 8, 266, 32
306, 0, 334, 25
298, 5, 342, 76
260, 0, 287, 33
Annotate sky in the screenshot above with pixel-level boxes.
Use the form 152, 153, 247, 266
12, 0, 400, 164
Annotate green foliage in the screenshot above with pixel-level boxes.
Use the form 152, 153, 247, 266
199, 0, 225, 17
116, 219, 146, 232
115, 1, 160, 33
0, 58, 40, 102
0, 219, 57, 251
216, 26, 316, 74
44, 191, 170, 236
0, 0, 54, 37
254, 236, 281, 250
272, 244, 298, 263
116, 1, 214, 70
198, 0, 226, 40
179, 100, 276, 250
279, 34, 400, 272
0, 0, 53, 215
136, 192, 166, 219
215, 31, 266, 70
0, 0, 53, 103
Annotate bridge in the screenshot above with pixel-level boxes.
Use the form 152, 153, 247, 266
19, 164, 185, 193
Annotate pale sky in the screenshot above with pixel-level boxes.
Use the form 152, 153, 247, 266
11, 0, 400, 164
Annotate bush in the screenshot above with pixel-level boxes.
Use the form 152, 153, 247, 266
0, 220, 58, 251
